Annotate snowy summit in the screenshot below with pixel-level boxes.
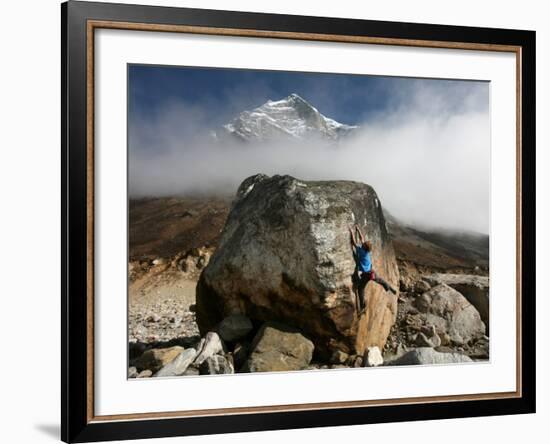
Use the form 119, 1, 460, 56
214, 93, 358, 143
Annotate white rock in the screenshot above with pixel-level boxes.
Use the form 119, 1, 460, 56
194, 332, 225, 365
364, 346, 384, 367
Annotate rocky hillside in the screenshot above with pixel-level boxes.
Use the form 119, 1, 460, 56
129, 196, 231, 260
129, 196, 489, 274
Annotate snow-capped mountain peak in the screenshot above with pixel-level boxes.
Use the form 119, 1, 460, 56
216, 93, 358, 143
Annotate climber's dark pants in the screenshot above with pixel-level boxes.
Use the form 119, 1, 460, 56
356, 271, 391, 310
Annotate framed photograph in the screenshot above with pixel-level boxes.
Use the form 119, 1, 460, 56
61, 1, 536, 442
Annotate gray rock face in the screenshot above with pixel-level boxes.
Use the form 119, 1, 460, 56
243, 322, 314, 372
199, 355, 235, 375
389, 347, 473, 366
197, 174, 399, 358
217, 314, 253, 342
414, 284, 486, 345
155, 348, 197, 377
426, 274, 489, 332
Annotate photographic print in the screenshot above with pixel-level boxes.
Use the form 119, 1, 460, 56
62, 4, 535, 440
127, 65, 490, 378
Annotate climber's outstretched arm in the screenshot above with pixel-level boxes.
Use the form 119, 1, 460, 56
355, 224, 366, 244
348, 225, 357, 248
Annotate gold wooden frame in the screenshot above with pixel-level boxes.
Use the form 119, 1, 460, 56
85, 20, 523, 423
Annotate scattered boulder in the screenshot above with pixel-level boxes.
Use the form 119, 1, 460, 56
389, 347, 473, 366
243, 322, 314, 372
415, 325, 442, 347
194, 332, 225, 365
414, 284, 486, 345
155, 348, 197, 377
425, 274, 489, 332
364, 346, 384, 367
137, 369, 153, 378
414, 280, 431, 294
134, 346, 184, 373
199, 355, 234, 375
128, 367, 138, 378
196, 174, 399, 358
217, 314, 253, 342
183, 366, 200, 376
415, 332, 440, 348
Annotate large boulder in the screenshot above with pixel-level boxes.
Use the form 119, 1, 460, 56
425, 273, 489, 332
414, 284, 486, 345
243, 322, 314, 372
196, 174, 400, 358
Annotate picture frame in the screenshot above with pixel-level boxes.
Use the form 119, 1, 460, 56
61, 1, 536, 442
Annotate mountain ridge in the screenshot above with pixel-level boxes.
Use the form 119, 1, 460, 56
212, 93, 358, 143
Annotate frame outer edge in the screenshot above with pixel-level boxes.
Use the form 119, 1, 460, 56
63, 1, 536, 441
61, 1, 68, 442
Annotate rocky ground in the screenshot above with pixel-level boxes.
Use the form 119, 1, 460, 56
383, 272, 489, 363
128, 188, 489, 379
129, 251, 489, 378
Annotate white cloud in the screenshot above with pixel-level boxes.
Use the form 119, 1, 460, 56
129, 81, 490, 234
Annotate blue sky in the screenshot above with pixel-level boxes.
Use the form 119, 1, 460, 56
129, 64, 488, 130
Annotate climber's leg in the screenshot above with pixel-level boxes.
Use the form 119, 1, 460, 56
373, 274, 397, 295
357, 272, 371, 311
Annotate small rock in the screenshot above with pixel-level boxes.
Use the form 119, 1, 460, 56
146, 314, 161, 323
194, 332, 225, 365
353, 356, 363, 368
199, 355, 234, 375
415, 280, 431, 294
183, 366, 200, 376
155, 348, 197, 377
128, 367, 138, 378
439, 332, 452, 346
217, 314, 253, 342
364, 346, 384, 367
414, 293, 432, 313
135, 346, 184, 372
137, 369, 153, 378
415, 332, 441, 348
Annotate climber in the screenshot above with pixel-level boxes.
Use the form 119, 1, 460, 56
349, 224, 397, 314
